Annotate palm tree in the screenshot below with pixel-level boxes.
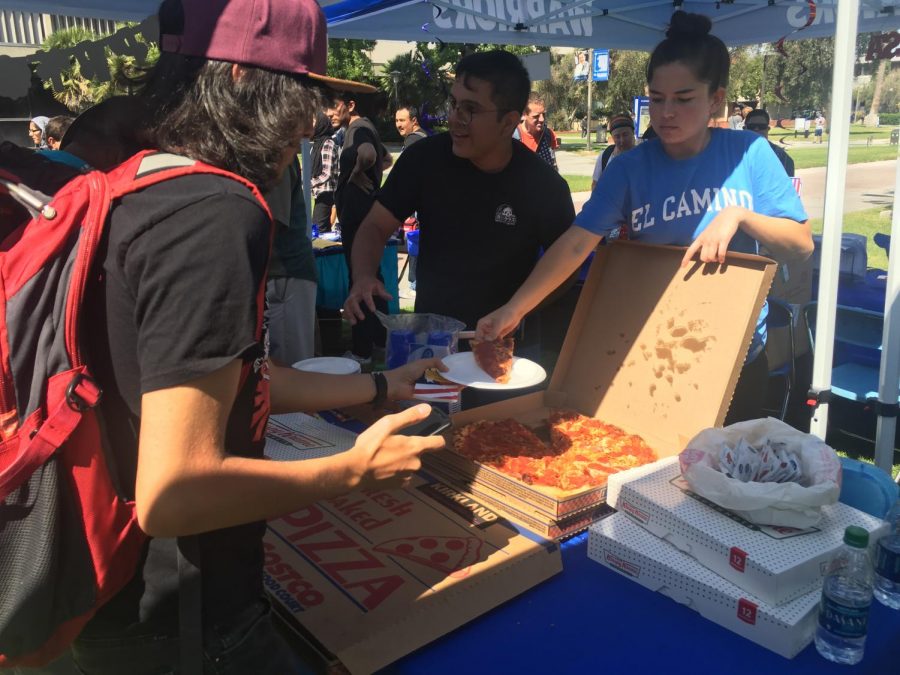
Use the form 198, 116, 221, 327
39, 25, 157, 113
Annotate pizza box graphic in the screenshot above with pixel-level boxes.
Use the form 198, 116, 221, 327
588, 513, 821, 659
421, 461, 613, 540
264, 413, 562, 675
610, 458, 887, 606
438, 242, 777, 520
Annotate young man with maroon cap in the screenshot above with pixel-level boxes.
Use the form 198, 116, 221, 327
73, 1, 446, 672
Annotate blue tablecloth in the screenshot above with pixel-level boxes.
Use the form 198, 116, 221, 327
314, 238, 399, 313
383, 531, 899, 674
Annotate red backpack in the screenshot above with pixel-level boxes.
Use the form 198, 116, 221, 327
0, 147, 270, 667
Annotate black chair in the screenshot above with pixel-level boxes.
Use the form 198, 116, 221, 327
764, 296, 797, 421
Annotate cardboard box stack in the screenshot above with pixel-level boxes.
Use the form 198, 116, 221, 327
264, 412, 562, 675
589, 458, 887, 657
425, 241, 776, 538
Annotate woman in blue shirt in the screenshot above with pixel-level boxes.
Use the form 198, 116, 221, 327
477, 10, 812, 423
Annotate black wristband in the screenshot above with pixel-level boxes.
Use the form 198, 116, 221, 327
370, 372, 388, 407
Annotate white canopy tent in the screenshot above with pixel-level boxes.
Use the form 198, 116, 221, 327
2, 0, 899, 477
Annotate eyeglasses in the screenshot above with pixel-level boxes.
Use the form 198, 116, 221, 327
746, 124, 768, 131
448, 99, 502, 127
28, 128, 40, 134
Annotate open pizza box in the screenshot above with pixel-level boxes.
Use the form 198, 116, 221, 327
425, 241, 777, 520
263, 413, 562, 675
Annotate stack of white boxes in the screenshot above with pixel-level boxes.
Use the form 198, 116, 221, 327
587, 457, 886, 658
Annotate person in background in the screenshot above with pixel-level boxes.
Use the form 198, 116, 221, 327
591, 114, 636, 190
477, 10, 812, 426
580, 115, 588, 138
27, 116, 49, 148
728, 104, 744, 130
43, 115, 74, 150
744, 108, 795, 177
264, 153, 318, 366
514, 92, 559, 170
815, 112, 826, 144
395, 104, 428, 150
72, 1, 446, 672
334, 91, 392, 365
310, 111, 339, 233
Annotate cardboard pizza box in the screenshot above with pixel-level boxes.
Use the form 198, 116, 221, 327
422, 460, 613, 540
428, 241, 777, 519
588, 513, 821, 659
611, 459, 887, 606
264, 413, 562, 675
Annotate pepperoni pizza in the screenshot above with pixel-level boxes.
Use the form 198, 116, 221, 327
453, 411, 657, 492
470, 337, 515, 383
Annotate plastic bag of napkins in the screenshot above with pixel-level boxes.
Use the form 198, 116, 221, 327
678, 417, 841, 528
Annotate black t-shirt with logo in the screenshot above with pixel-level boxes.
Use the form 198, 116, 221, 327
81, 173, 271, 636
377, 133, 575, 329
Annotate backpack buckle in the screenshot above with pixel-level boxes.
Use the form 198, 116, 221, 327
66, 373, 102, 412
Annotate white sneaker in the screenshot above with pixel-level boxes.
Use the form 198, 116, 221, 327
342, 350, 372, 366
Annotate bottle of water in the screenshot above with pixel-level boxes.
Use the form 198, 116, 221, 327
874, 499, 900, 609
815, 525, 874, 665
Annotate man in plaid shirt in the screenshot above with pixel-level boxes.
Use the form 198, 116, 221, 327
311, 111, 339, 232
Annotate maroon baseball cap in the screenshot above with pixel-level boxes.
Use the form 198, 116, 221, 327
159, 0, 376, 94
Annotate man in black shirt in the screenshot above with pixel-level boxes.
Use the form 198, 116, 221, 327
744, 108, 796, 177
72, 1, 447, 673
335, 93, 392, 363
344, 51, 574, 333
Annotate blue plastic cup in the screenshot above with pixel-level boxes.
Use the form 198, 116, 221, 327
388, 329, 416, 368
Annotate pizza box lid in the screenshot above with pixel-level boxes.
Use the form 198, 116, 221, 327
264, 412, 562, 675
448, 242, 776, 505
588, 513, 820, 659
544, 240, 775, 455
611, 459, 887, 605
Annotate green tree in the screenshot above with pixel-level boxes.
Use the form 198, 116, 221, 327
327, 38, 378, 85
768, 36, 834, 114
728, 47, 763, 104
381, 43, 548, 134
40, 24, 158, 112
605, 50, 649, 116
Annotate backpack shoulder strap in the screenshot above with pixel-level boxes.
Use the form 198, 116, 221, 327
108, 150, 272, 221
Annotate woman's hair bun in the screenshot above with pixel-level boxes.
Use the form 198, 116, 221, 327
665, 10, 712, 39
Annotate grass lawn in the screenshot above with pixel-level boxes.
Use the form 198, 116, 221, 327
557, 126, 900, 169
808, 207, 892, 270
785, 143, 899, 170
561, 174, 593, 193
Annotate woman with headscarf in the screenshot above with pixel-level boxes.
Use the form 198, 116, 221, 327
28, 116, 50, 148
310, 111, 339, 233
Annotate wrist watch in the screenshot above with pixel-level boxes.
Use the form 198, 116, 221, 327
370, 371, 388, 407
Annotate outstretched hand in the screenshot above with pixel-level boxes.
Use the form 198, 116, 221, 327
348, 404, 446, 490
383, 357, 448, 400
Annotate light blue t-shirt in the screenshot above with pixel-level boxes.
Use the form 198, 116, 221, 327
575, 128, 808, 360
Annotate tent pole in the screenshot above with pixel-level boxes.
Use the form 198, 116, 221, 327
809, 0, 859, 441
586, 49, 593, 152
874, 152, 900, 479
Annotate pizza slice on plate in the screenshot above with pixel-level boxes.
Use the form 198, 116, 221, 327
470, 337, 515, 383
373, 535, 483, 577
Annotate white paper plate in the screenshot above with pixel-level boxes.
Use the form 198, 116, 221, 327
292, 357, 361, 375
441, 352, 547, 390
